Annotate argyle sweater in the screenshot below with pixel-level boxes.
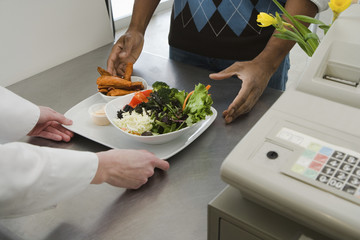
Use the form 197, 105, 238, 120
168, 0, 287, 60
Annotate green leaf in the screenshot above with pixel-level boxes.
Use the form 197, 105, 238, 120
319, 25, 330, 30
173, 90, 186, 106
294, 15, 326, 25
275, 30, 313, 56
275, 31, 309, 54
304, 32, 320, 42
184, 84, 213, 124
273, 33, 299, 41
297, 43, 312, 56
281, 29, 306, 44
319, 24, 330, 34
275, 12, 283, 29
272, 0, 318, 53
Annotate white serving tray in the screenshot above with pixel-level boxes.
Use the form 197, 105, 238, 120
64, 93, 217, 159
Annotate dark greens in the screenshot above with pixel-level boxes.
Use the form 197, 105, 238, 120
117, 81, 213, 136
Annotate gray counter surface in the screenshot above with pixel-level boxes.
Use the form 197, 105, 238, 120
0, 44, 282, 240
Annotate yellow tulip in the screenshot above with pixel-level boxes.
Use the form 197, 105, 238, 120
257, 12, 277, 27
329, 0, 352, 21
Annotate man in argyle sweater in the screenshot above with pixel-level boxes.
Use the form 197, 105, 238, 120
107, 0, 329, 124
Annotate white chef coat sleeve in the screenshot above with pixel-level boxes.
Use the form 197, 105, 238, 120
0, 87, 40, 143
0, 142, 99, 218
310, 0, 329, 12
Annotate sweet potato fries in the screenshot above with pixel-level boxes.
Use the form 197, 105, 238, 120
96, 64, 144, 96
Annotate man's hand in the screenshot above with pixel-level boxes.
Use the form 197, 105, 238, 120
107, 30, 144, 76
28, 106, 74, 142
209, 60, 273, 124
93, 149, 170, 189
208, 0, 318, 124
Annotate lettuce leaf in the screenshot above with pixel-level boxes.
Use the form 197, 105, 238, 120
184, 84, 213, 125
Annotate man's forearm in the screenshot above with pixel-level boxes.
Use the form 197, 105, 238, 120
254, 0, 319, 72
128, 0, 161, 34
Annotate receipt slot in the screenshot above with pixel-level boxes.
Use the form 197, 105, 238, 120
209, 5, 360, 240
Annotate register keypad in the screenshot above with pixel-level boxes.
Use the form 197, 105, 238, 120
277, 128, 360, 205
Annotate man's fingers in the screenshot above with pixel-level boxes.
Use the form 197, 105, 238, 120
39, 106, 73, 126
209, 70, 235, 80
228, 83, 252, 112
42, 123, 74, 142
138, 150, 170, 171
58, 115, 73, 126
224, 88, 263, 123
49, 111, 72, 126
107, 59, 116, 76
51, 122, 74, 138
116, 63, 126, 77
154, 159, 170, 171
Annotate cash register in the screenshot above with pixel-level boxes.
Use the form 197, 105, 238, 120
209, 4, 360, 240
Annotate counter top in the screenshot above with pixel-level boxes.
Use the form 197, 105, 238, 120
0, 44, 282, 240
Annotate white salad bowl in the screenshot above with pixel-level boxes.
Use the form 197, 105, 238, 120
99, 76, 149, 102
105, 93, 202, 145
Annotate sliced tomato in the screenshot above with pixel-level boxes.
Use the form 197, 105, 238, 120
128, 90, 153, 108
141, 89, 153, 98
128, 94, 143, 108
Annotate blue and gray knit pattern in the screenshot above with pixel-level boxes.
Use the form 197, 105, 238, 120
173, 0, 286, 36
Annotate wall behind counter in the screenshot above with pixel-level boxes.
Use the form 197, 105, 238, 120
0, 0, 113, 87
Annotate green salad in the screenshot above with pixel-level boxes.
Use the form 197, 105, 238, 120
115, 81, 213, 136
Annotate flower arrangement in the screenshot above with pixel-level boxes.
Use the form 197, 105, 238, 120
257, 0, 352, 57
